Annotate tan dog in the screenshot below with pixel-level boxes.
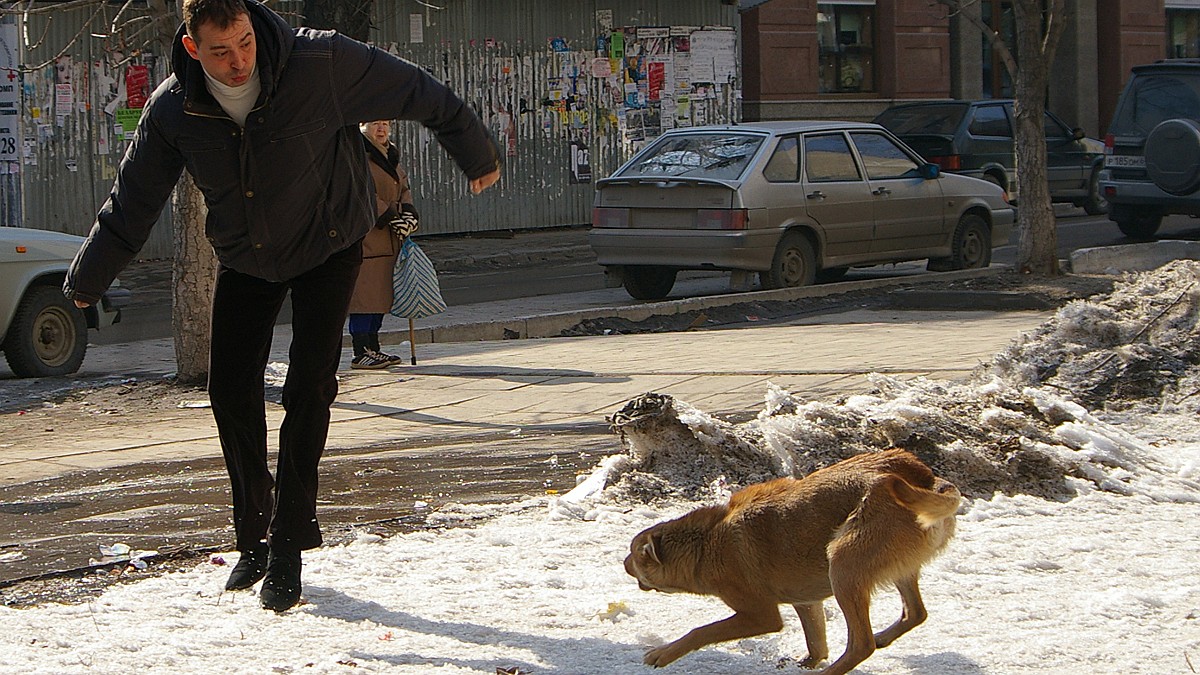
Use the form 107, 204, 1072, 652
624, 449, 960, 674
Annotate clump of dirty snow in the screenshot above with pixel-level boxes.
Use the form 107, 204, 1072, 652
599, 392, 781, 502
985, 259, 1200, 412
582, 263, 1200, 508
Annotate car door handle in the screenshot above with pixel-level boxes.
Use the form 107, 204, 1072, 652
872, 187, 891, 196
806, 190, 825, 200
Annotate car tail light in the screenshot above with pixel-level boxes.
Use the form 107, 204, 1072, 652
927, 155, 962, 171
696, 209, 748, 230
1104, 185, 1116, 198
592, 207, 630, 228
1104, 133, 1114, 154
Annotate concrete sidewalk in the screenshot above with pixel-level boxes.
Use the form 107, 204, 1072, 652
3, 302, 1052, 486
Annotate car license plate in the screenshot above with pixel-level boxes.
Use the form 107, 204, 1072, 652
1106, 154, 1145, 168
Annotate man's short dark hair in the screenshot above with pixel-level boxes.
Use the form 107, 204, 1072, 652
183, 0, 250, 41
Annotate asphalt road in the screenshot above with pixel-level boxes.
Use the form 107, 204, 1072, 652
89, 209, 1200, 347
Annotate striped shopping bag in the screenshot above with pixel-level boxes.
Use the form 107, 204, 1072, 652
389, 237, 446, 364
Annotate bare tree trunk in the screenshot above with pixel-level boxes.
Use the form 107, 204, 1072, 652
171, 172, 216, 385
1010, 0, 1067, 275
937, 0, 1069, 276
1010, 50, 1056, 274
146, 0, 215, 383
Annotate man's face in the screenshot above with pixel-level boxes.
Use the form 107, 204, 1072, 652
182, 13, 256, 88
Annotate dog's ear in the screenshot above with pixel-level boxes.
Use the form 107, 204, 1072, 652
642, 533, 663, 565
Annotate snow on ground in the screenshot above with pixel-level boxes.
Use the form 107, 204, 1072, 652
4, 264, 1200, 674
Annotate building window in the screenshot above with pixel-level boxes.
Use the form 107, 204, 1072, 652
817, 3, 875, 94
1168, 9, 1200, 58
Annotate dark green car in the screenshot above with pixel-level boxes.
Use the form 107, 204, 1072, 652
873, 99, 1108, 215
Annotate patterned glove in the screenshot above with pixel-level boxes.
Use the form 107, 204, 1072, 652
389, 204, 419, 239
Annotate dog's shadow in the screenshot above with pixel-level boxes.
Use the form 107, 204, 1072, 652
898, 651, 985, 673
301, 585, 769, 672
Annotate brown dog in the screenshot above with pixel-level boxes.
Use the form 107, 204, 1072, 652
624, 449, 960, 674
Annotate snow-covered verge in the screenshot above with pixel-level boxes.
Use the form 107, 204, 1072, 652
3, 263, 1200, 674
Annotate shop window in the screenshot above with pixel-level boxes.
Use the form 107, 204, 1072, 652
817, 3, 875, 94
1168, 9, 1200, 59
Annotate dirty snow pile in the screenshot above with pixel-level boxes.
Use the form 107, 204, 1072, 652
587, 260, 1200, 505
2, 265, 1200, 674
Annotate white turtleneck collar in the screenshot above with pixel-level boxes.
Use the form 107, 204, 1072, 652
203, 64, 261, 127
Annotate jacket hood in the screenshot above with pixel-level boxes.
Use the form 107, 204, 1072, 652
170, 0, 294, 111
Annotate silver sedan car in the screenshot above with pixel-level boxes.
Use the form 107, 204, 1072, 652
589, 121, 1015, 300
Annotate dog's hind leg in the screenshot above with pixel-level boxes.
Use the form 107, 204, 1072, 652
874, 573, 927, 648
819, 577, 876, 675
792, 602, 829, 668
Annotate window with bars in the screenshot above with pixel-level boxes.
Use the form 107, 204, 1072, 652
817, 3, 875, 94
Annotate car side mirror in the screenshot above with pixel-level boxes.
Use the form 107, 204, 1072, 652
1072, 127, 1086, 140
919, 163, 940, 180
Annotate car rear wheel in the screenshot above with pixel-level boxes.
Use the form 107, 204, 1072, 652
2, 285, 88, 377
1111, 207, 1162, 239
763, 232, 816, 289
981, 172, 1007, 193
947, 213, 991, 270
622, 266, 678, 300
815, 266, 849, 283
1083, 168, 1108, 215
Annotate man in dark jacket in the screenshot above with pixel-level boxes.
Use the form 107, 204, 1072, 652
64, 0, 500, 612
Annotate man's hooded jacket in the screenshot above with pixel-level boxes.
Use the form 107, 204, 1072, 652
65, 0, 499, 303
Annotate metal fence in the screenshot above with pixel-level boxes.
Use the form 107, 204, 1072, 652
2, 1, 738, 258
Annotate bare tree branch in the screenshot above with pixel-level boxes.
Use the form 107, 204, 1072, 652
931, 0, 1018, 77
20, 0, 108, 71
0, 0, 104, 17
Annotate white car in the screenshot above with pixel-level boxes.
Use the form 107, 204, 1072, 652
0, 227, 129, 377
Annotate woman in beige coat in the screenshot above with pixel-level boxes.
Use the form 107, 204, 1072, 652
348, 120, 418, 368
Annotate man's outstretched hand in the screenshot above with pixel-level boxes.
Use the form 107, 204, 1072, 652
470, 168, 501, 195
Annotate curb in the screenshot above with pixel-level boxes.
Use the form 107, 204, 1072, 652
1069, 240, 1200, 275
431, 244, 595, 275
377, 266, 1008, 347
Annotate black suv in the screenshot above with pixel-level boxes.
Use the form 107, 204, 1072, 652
874, 99, 1107, 214
1101, 59, 1200, 238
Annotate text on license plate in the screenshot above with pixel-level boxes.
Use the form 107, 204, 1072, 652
1106, 154, 1145, 168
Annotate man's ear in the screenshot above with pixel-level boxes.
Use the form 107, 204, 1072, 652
182, 34, 200, 60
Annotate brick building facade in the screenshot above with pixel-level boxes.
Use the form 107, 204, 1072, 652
740, 0, 1178, 139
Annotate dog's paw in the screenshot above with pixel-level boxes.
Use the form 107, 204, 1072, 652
797, 654, 826, 670
644, 645, 679, 668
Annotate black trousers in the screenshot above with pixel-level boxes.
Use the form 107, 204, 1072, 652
207, 242, 362, 552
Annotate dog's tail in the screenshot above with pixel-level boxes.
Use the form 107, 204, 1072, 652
887, 475, 961, 529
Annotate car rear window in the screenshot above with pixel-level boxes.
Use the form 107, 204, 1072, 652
616, 133, 765, 180
968, 105, 1012, 137
873, 104, 967, 135
1109, 72, 1200, 136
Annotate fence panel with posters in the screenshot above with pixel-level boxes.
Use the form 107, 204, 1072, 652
3, 3, 171, 257
3, 1, 737, 254
368, 0, 739, 236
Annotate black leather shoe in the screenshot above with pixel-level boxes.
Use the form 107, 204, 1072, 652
259, 548, 303, 612
224, 542, 269, 591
